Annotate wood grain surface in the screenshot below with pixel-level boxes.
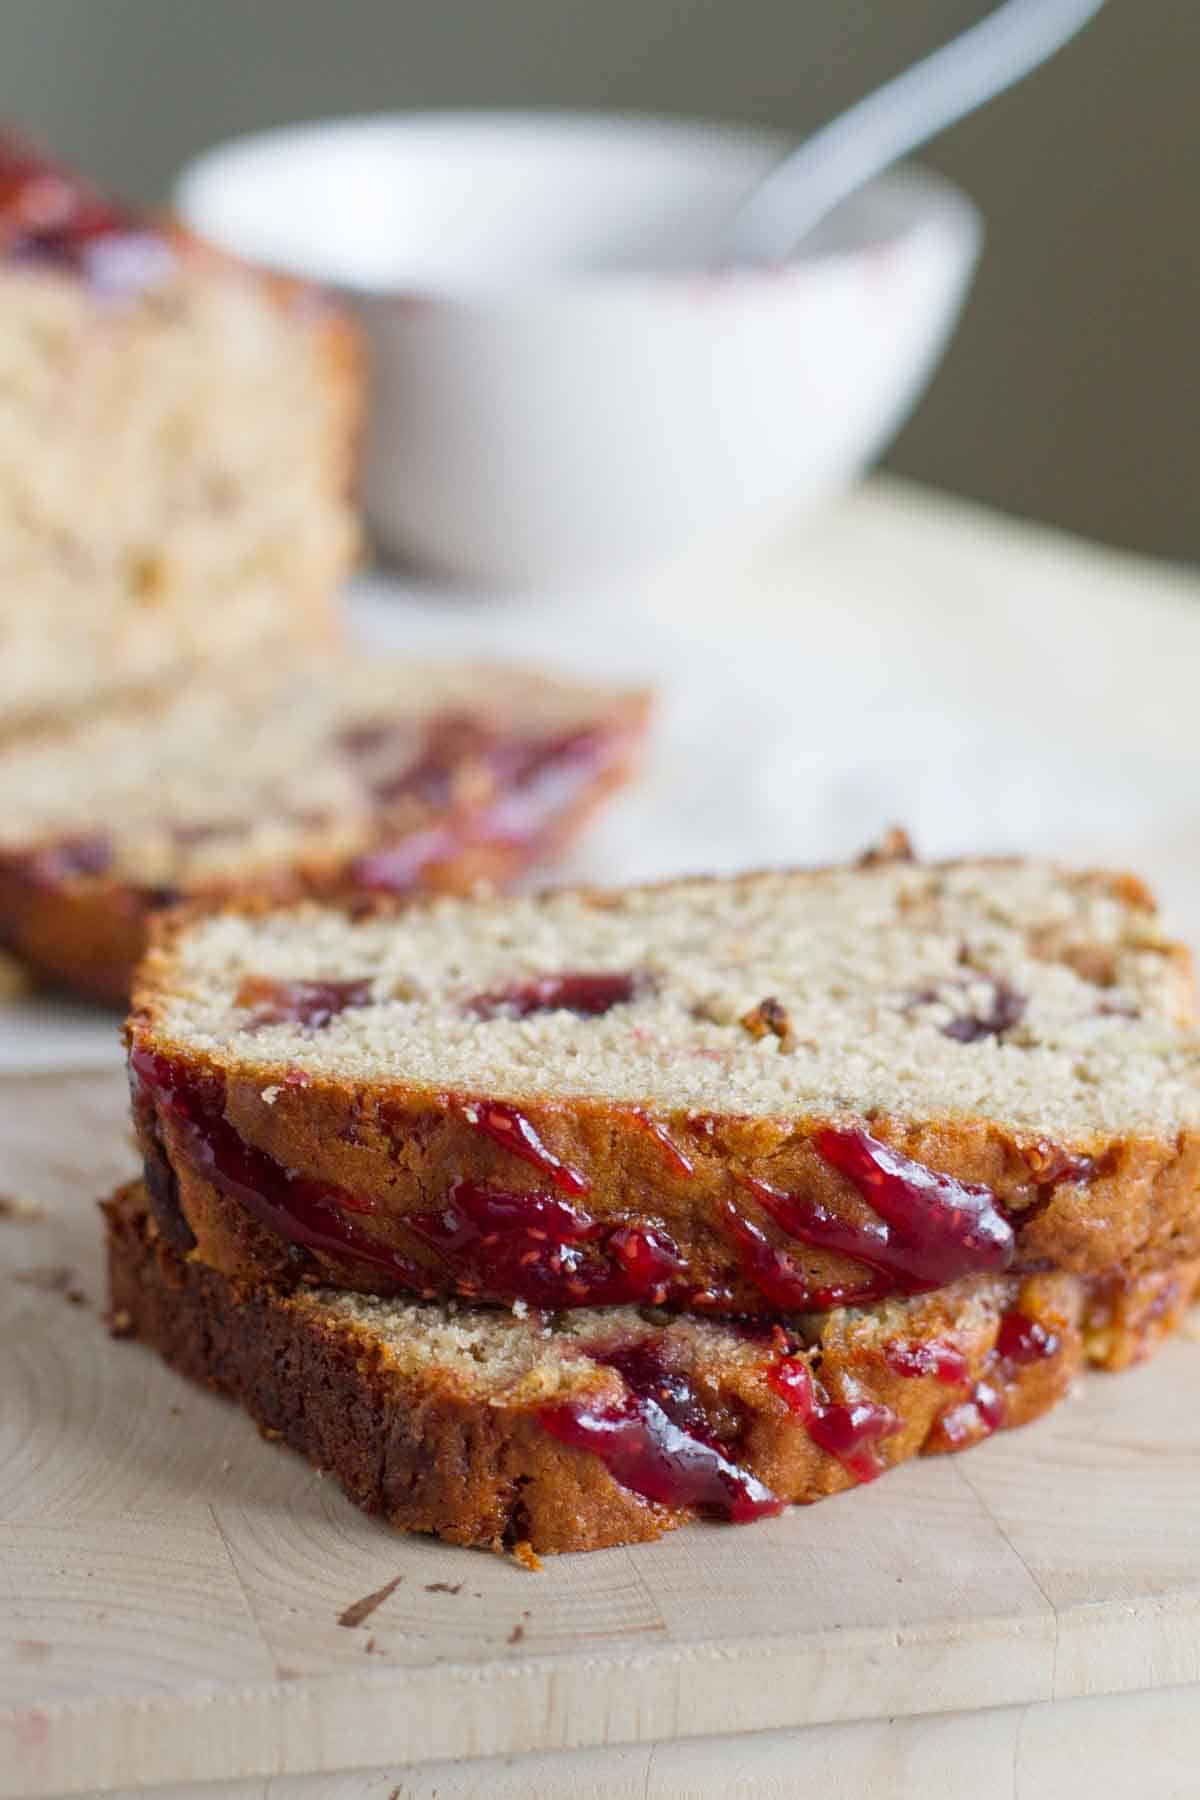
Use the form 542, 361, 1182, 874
1, 1067, 1199, 1797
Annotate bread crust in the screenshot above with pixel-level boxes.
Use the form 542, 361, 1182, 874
105, 1180, 1200, 1554
127, 863, 1200, 1309
0, 691, 649, 1002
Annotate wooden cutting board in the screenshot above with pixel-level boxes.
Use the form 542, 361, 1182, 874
3, 1068, 1200, 1798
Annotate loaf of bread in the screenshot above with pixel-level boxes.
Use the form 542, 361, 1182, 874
0, 657, 649, 1000
106, 1178, 1200, 1553
128, 854, 1200, 1311
0, 132, 358, 732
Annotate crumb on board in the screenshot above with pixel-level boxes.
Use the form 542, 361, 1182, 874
12, 1264, 72, 1291
511, 1540, 544, 1573
109, 1308, 134, 1336
507, 1622, 526, 1644
425, 1581, 463, 1595
0, 1193, 46, 1221
338, 1574, 404, 1629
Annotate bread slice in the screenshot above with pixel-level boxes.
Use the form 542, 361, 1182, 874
0, 132, 358, 733
105, 1178, 1200, 1553
128, 852, 1200, 1312
0, 657, 649, 1000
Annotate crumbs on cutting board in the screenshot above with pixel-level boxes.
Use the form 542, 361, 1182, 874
0, 1192, 45, 1221
337, 1574, 404, 1629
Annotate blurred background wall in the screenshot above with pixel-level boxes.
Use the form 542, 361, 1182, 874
2, 0, 1193, 560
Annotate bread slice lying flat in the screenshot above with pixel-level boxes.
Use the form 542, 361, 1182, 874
0, 132, 357, 734
0, 656, 648, 1002
106, 1179, 1199, 1553
128, 851, 1200, 1312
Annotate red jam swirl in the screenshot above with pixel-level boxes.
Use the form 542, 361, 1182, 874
630, 1110, 696, 1179
131, 1049, 694, 1307
129, 1046, 432, 1292
405, 1178, 687, 1307
0, 137, 128, 251
1025, 1142, 1097, 1188
883, 1339, 970, 1384
457, 1100, 590, 1196
343, 712, 494, 810
995, 1309, 1060, 1365
0, 136, 171, 292
724, 1202, 891, 1310
736, 1126, 1014, 1307
346, 719, 624, 894
806, 1397, 902, 1483
469, 971, 641, 1020
482, 724, 619, 847
932, 1380, 1007, 1449
10, 832, 114, 889
768, 1354, 900, 1482
766, 1353, 814, 1417
540, 1337, 782, 1523
235, 976, 374, 1031
349, 825, 462, 893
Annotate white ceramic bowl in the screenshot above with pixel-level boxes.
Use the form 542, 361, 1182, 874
175, 112, 981, 588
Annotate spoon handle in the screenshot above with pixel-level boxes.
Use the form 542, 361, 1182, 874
725, 0, 1106, 264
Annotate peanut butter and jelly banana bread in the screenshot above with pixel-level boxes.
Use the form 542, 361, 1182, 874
105, 1179, 1200, 1554
0, 132, 358, 732
128, 855, 1200, 1311
0, 658, 649, 1000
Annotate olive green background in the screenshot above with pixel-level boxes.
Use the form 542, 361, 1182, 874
3, 0, 1193, 559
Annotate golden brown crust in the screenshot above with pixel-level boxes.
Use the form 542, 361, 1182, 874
104, 1180, 1200, 1554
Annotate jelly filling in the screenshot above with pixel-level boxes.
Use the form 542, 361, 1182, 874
0, 136, 169, 291
468, 971, 641, 1020
729, 1126, 1013, 1310
349, 825, 463, 893
906, 976, 1026, 1044
540, 1336, 783, 1522
883, 1339, 970, 1384
234, 976, 374, 1032
129, 1046, 431, 1292
724, 1202, 892, 1311
932, 1380, 1007, 1449
2, 832, 115, 889
768, 1354, 901, 1483
994, 1309, 1061, 1365
630, 1109, 696, 1179
773, 1127, 1011, 1286
345, 716, 625, 894
131, 1049, 693, 1308
405, 1178, 688, 1307
929, 1307, 1059, 1449
456, 1100, 590, 1196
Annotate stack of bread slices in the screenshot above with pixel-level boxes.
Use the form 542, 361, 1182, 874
0, 134, 648, 999
110, 843, 1200, 1554
10, 136, 1199, 1563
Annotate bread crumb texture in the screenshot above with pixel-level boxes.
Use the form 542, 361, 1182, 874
145, 861, 1200, 1138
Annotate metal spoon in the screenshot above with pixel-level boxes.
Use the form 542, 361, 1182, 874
725, 0, 1107, 263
